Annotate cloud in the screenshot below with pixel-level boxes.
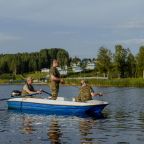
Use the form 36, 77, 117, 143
114, 38, 144, 45
0, 1, 100, 27
51, 31, 78, 35
0, 0, 143, 27
116, 21, 144, 29
0, 33, 22, 41
0, 0, 143, 57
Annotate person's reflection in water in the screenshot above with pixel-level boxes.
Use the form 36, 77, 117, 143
47, 118, 62, 144
21, 116, 34, 134
79, 113, 107, 144
79, 118, 97, 144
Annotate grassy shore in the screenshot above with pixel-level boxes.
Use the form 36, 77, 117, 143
1, 78, 144, 87
0, 79, 9, 84
64, 78, 144, 87
1, 73, 144, 87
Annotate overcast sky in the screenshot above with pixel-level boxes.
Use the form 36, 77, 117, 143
0, 0, 144, 58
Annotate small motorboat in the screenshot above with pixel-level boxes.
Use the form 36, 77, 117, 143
7, 97, 109, 115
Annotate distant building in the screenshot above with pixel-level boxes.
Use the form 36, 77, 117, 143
70, 62, 83, 73
57, 67, 68, 76
72, 66, 83, 73
85, 62, 96, 70
41, 68, 49, 73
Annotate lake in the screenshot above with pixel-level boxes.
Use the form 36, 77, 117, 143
0, 84, 144, 144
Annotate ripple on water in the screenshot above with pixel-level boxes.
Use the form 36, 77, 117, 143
0, 85, 144, 144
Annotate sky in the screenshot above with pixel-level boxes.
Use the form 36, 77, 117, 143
0, 0, 144, 58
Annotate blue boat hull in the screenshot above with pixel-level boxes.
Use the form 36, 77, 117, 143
8, 102, 107, 115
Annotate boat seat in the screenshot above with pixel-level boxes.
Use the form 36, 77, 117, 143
72, 98, 75, 102
56, 97, 74, 101
57, 97, 64, 101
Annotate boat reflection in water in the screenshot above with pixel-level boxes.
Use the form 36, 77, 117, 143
9, 109, 107, 144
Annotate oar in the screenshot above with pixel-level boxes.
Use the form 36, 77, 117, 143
73, 85, 135, 96
41, 89, 52, 96
0, 98, 13, 101
0, 92, 40, 102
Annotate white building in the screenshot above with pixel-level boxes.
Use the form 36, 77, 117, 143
57, 67, 68, 76
41, 68, 49, 73
72, 66, 83, 73
85, 62, 96, 70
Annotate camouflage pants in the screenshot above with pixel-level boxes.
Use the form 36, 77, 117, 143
75, 96, 82, 102
50, 83, 59, 100
75, 95, 92, 102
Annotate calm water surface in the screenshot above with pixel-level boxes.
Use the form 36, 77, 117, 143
0, 84, 144, 144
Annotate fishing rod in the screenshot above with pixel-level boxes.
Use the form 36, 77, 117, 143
72, 85, 135, 96
102, 87, 135, 95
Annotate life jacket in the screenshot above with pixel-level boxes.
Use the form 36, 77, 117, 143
27, 83, 35, 91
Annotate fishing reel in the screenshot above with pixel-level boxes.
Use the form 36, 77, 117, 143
11, 90, 22, 97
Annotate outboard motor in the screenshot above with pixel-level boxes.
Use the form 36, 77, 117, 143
11, 90, 22, 97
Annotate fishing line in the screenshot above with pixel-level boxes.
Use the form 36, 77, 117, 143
102, 87, 135, 95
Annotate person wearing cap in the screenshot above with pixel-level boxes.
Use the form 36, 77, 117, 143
49, 59, 64, 100
75, 80, 102, 102
22, 77, 42, 95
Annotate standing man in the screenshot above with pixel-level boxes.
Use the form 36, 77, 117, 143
49, 59, 64, 100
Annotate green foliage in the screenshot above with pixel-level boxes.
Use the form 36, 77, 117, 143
136, 46, 144, 77
126, 50, 136, 77
96, 47, 113, 77
1, 45, 144, 82
24, 72, 48, 80
114, 45, 128, 78
57, 49, 69, 68
0, 48, 69, 75
65, 78, 144, 87
0, 73, 15, 80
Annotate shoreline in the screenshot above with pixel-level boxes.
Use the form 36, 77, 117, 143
1, 78, 144, 87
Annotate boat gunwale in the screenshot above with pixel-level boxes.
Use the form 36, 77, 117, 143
7, 98, 109, 107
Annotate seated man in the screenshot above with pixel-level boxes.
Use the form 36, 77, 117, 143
75, 80, 102, 102
22, 77, 42, 95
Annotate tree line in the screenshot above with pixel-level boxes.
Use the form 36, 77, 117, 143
96, 45, 144, 78
0, 45, 144, 78
0, 48, 69, 75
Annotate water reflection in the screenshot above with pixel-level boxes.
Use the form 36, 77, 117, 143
79, 119, 96, 144
139, 112, 144, 129
47, 117, 62, 144
1, 85, 144, 144
15, 111, 105, 144
21, 116, 35, 134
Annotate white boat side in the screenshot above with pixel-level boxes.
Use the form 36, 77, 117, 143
7, 97, 109, 106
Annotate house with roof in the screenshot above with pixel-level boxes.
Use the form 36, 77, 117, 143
41, 68, 49, 73
57, 67, 68, 76
85, 62, 96, 70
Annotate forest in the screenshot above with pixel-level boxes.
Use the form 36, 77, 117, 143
0, 45, 144, 79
